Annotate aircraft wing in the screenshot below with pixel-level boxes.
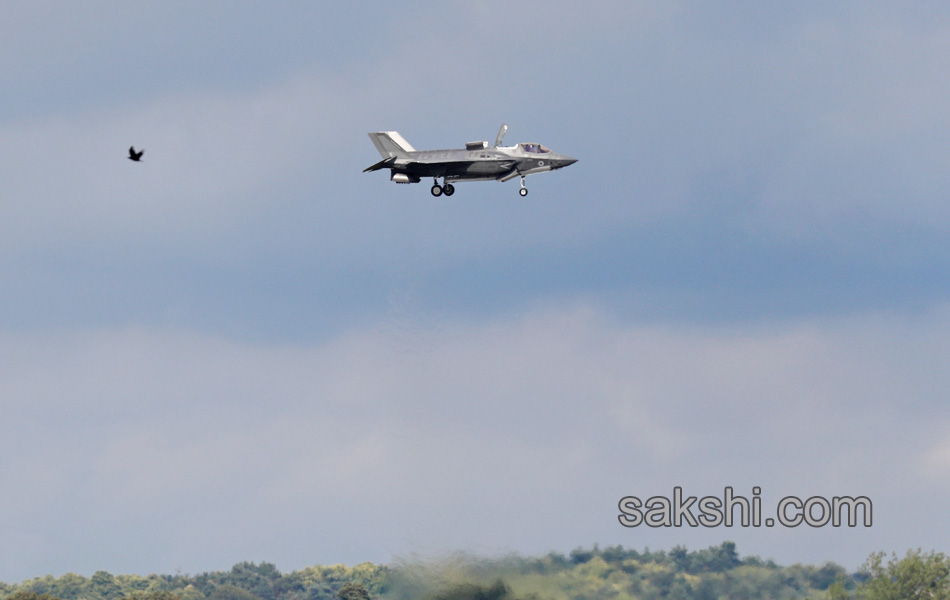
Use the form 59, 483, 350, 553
363, 156, 397, 172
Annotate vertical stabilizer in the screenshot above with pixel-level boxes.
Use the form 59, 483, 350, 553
368, 131, 416, 158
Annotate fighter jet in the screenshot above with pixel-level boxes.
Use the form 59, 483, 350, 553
363, 124, 576, 197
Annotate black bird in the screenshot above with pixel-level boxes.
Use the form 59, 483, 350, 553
128, 146, 144, 161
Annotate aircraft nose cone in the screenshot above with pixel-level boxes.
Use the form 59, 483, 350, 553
558, 156, 578, 168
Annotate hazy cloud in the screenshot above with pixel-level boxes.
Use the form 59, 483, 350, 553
2, 303, 950, 577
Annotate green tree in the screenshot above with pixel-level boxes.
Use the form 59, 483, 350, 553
337, 584, 369, 600
669, 547, 690, 573
570, 548, 595, 565
859, 549, 950, 600
711, 541, 741, 572
207, 585, 262, 600
125, 591, 184, 600
827, 579, 849, 600
430, 580, 511, 600
90, 572, 122, 600
6, 592, 61, 600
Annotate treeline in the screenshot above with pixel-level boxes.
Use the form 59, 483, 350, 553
1, 543, 947, 600
383, 542, 847, 600
0, 562, 387, 600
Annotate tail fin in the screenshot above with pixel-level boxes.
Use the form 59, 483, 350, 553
368, 131, 415, 159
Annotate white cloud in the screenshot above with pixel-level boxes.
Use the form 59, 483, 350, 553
1, 303, 949, 577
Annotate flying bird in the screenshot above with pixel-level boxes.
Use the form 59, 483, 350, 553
128, 146, 143, 161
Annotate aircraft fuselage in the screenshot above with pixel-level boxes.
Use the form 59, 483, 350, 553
364, 125, 577, 196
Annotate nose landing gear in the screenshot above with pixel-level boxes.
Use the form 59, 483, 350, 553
519, 176, 528, 197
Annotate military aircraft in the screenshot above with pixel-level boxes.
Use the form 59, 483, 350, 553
363, 124, 576, 197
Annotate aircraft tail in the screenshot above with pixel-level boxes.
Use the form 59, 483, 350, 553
368, 131, 415, 159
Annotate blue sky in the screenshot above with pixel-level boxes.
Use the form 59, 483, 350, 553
3, 0, 950, 584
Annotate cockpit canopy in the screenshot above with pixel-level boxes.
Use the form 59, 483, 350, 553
519, 143, 551, 154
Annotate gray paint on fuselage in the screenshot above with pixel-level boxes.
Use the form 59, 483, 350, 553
390, 148, 573, 182
400, 149, 516, 179
364, 127, 577, 191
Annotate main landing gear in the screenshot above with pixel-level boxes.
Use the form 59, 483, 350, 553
430, 178, 455, 197
429, 177, 530, 197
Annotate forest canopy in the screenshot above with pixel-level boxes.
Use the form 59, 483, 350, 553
1, 543, 945, 600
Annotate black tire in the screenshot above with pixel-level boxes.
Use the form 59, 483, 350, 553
443, 184, 455, 196
519, 187, 528, 197
431, 185, 443, 197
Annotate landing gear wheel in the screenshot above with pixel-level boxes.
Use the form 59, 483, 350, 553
431, 184, 443, 197
519, 187, 528, 197
443, 183, 455, 196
